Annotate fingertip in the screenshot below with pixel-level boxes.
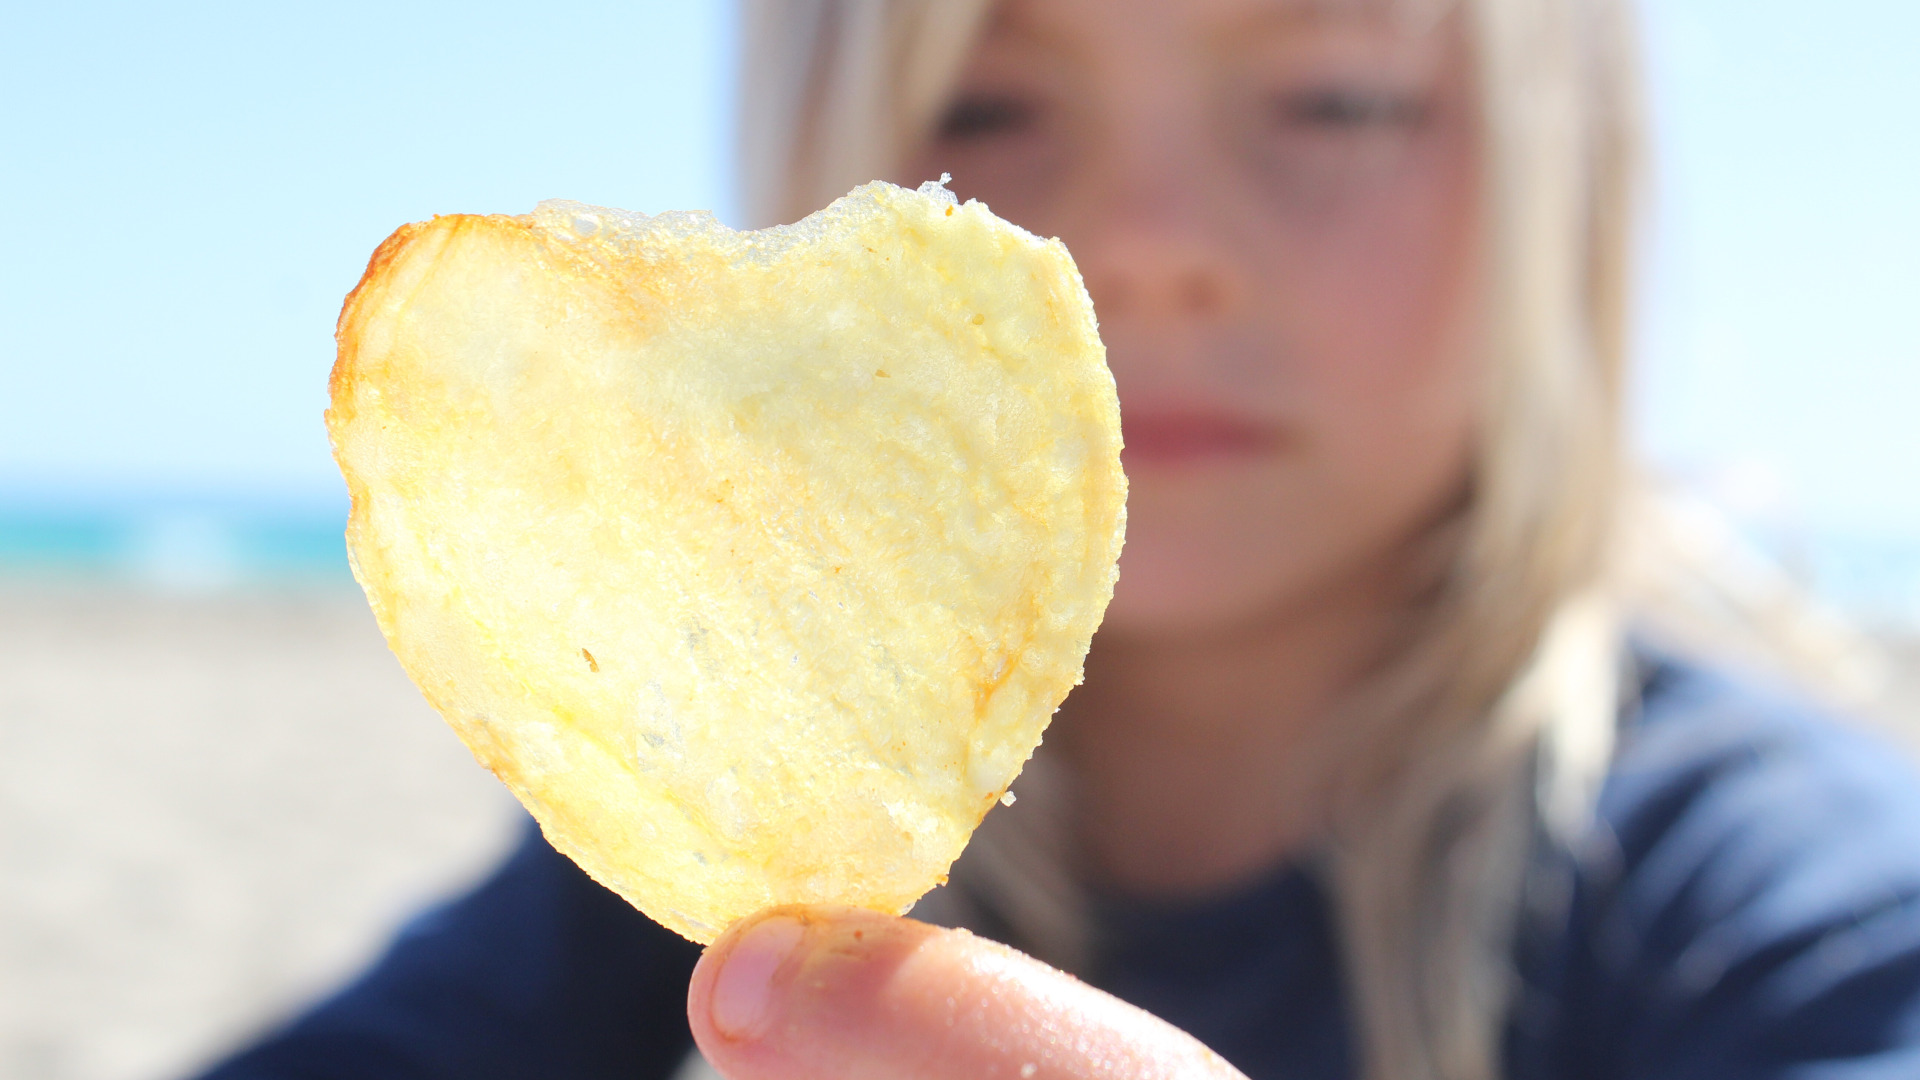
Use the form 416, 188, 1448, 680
692, 905, 1246, 1080
689, 906, 931, 1058
707, 913, 807, 1039
690, 906, 805, 1049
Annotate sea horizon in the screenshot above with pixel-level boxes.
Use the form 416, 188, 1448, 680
0, 486, 353, 591
3, 487, 1918, 630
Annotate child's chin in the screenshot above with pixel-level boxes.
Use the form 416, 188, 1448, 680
1099, 565, 1292, 639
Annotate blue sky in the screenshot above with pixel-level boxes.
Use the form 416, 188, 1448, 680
1636, 0, 1920, 538
3, 0, 1916, 538
0, 1, 734, 500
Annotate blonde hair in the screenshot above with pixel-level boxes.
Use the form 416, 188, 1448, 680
737, 1, 1641, 1078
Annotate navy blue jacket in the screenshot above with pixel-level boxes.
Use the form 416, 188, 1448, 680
198, 656, 1920, 1078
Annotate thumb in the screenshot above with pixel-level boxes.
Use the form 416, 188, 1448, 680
687, 905, 1245, 1080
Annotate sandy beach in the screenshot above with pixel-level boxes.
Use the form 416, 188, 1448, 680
0, 583, 519, 1080
3, 581, 1916, 1080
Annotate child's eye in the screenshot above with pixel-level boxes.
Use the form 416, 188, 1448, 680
937, 93, 1040, 140
1272, 88, 1429, 131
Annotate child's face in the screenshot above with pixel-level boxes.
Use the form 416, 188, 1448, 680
905, 0, 1484, 636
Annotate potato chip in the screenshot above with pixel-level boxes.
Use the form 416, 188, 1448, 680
329, 179, 1125, 943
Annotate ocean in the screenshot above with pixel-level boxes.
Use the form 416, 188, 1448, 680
0, 495, 355, 591
2, 495, 1918, 629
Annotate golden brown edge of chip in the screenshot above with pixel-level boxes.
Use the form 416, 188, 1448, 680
326, 205, 1120, 944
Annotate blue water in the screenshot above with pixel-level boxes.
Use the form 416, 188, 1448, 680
0, 496, 353, 589
1796, 535, 1920, 630
4, 497, 1917, 628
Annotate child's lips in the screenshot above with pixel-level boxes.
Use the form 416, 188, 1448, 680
1119, 410, 1293, 466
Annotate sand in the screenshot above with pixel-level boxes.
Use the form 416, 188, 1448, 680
0, 583, 519, 1080
3, 582, 1915, 1080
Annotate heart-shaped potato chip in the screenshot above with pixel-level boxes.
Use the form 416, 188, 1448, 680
329, 180, 1125, 943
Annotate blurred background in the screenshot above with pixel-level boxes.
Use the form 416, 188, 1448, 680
1, 1, 1915, 1078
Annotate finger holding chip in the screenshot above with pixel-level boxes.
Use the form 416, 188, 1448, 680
688, 906, 1247, 1080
